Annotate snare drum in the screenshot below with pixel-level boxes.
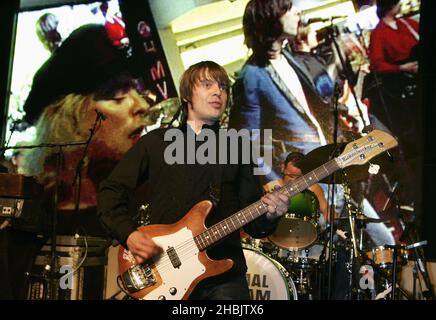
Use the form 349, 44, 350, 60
269, 190, 320, 250
243, 246, 297, 300
366, 245, 408, 268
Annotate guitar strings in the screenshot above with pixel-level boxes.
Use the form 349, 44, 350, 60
147, 201, 268, 271
140, 164, 337, 272
128, 140, 383, 274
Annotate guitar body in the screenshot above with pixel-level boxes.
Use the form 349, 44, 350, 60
118, 200, 233, 300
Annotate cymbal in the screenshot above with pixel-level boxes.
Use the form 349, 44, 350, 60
299, 142, 394, 184
336, 215, 387, 223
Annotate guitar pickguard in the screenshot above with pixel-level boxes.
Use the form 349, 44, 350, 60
141, 227, 205, 300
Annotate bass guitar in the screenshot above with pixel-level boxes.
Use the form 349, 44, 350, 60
118, 130, 398, 300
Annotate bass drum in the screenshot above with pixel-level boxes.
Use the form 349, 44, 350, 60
243, 246, 297, 300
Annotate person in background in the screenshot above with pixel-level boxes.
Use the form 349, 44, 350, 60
230, 0, 339, 185
367, 0, 420, 204
36, 13, 62, 53
369, 0, 419, 75
281, 152, 329, 223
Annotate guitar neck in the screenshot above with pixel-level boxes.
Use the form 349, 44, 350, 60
194, 158, 340, 250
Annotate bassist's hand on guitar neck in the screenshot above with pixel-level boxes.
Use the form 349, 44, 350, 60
261, 187, 289, 220
127, 230, 163, 264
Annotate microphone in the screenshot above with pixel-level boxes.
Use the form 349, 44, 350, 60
382, 181, 399, 212
95, 109, 107, 121
302, 15, 348, 24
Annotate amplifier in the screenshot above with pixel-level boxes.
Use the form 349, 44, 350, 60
0, 197, 46, 233
0, 173, 43, 198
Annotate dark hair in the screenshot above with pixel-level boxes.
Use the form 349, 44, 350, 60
179, 61, 230, 115
243, 0, 293, 62
376, 0, 400, 19
284, 151, 304, 168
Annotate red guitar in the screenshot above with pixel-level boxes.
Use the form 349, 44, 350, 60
118, 130, 398, 300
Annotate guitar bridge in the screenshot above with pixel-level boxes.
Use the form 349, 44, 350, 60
121, 263, 156, 293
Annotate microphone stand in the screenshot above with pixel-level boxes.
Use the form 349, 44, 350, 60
324, 22, 372, 300
49, 145, 63, 299
327, 81, 341, 299
72, 110, 105, 220
402, 223, 435, 300
327, 23, 371, 135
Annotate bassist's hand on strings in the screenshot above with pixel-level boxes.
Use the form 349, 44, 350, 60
261, 186, 289, 220
127, 230, 163, 264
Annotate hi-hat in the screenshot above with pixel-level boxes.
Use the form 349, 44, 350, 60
299, 142, 394, 184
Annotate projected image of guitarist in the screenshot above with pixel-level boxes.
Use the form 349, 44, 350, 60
97, 61, 289, 300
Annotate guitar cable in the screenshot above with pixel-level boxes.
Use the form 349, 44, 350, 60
116, 275, 131, 297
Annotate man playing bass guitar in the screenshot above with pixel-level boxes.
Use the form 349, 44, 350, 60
97, 60, 289, 300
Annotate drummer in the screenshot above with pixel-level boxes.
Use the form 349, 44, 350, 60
265, 151, 329, 226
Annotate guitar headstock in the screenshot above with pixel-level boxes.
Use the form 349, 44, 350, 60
336, 130, 398, 168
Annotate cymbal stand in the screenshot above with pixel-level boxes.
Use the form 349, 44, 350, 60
382, 244, 402, 299
326, 81, 342, 299
343, 183, 368, 300
343, 184, 359, 259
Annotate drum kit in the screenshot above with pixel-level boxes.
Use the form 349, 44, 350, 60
242, 143, 417, 300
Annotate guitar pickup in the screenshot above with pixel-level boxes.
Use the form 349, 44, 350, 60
121, 263, 156, 293
167, 246, 181, 268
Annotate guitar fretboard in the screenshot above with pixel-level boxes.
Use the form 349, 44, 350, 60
194, 158, 340, 251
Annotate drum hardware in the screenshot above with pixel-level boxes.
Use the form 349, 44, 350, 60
358, 249, 412, 300
401, 219, 435, 300
333, 183, 407, 300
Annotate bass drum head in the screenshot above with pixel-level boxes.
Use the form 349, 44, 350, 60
243, 246, 297, 300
